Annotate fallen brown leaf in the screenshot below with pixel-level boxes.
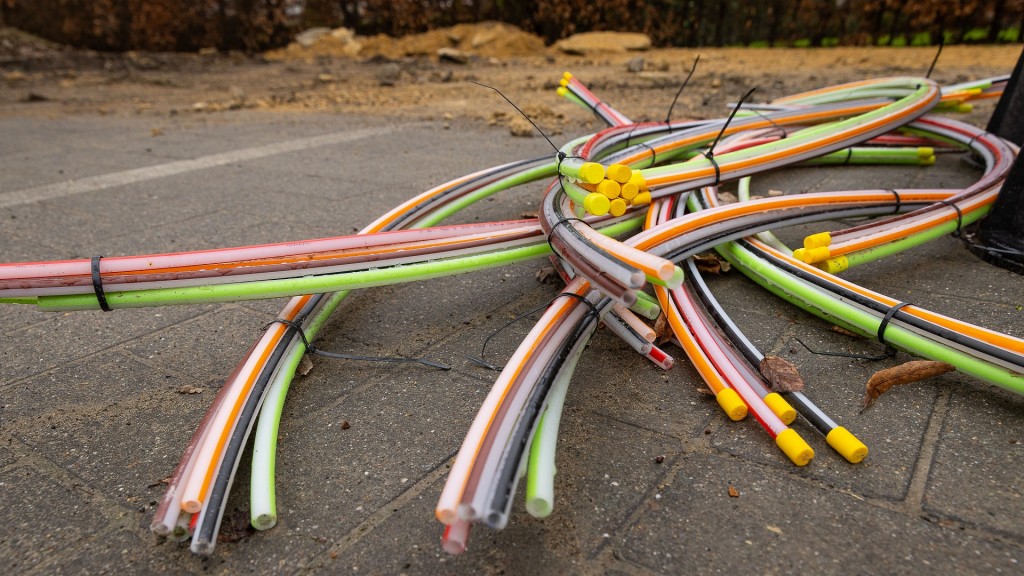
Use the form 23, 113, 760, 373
693, 252, 731, 275
176, 385, 204, 394
863, 360, 955, 410
759, 355, 804, 392
728, 485, 739, 497
297, 353, 314, 376
653, 313, 673, 344
534, 265, 558, 284
830, 325, 861, 338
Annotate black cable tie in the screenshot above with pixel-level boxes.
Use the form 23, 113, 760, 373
90, 256, 112, 312
877, 301, 911, 344
888, 189, 902, 214
556, 291, 601, 319
625, 124, 641, 147
546, 217, 586, 257
844, 147, 854, 166
702, 151, 722, 187
639, 141, 657, 165
263, 318, 314, 352
936, 199, 963, 236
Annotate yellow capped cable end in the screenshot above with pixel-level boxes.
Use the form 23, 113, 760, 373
921, 155, 936, 166
562, 71, 573, 80
631, 191, 652, 206
596, 179, 621, 199
606, 163, 632, 184
578, 162, 606, 184
803, 231, 832, 250
621, 182, 639, 200
556, 86, 569, 97
628, 171, 646, 189
816, 255, 849, 274
826, 426, 868, 464
792, 248, 806, 262
917, 147, 934, 158
957, 103, 974, 113
775, 428, 814, 467
609, 198, 627, 217
763, 393, 797, 425
716, 388, 747, 421
583, 193, 611, 216
801, 246, 830, 264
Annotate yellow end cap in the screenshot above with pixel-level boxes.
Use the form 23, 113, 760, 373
559, 78, 570, 88
917, 147, 934, 158
562, 71, 573, 80
609, 198, 627, 217
801, 246, 830, 264
596, 179, 621, 199
716, 388, 747, 421
792, 248, 806, 261
816, 255, 849, 274
556, 86, 568, 97
803, 231, 831, 250
583, 193, 610, 216
631, 191, 652, 206
957, 103, 974, 113
763, 393, 796, 425
628, 171, 646, 188
921, 155, 936, 166
578, 162, 606, 184
606, 163, 632, 184
775, 428, 814, 466
826, 426, 868, 464
620, 182, 639, 200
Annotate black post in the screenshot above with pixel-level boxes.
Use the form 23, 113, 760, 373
967, 48, 1024, 274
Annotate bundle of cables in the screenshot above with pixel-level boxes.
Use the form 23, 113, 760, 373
1, 68, 1019, 556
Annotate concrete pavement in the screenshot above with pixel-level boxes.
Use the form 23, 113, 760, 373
0, 111, 1021, 575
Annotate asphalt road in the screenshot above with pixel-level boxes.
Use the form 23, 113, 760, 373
1, 110, 1022, 575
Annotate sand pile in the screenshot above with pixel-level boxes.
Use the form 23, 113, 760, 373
268, 21, 547, 62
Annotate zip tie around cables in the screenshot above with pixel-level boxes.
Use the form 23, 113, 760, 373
555, 291, 601, 319
844, 147, 854, 165
262, 318, 451, 370
888, 189, 903, 214
936, 199, 964, 236
703, 87, 756, 188
546, 217, 586, 257
876, 301, 912, 344
91, 256, 112, 312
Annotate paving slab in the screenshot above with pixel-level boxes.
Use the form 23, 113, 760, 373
0, 109, 1022, 575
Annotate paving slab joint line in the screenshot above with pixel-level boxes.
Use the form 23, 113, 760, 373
297, 454, 456, 573
4, 431, 153, 540
902, 386, 951, 514
588, 451, 687, 562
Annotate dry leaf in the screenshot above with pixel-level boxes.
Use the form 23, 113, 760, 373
177, 385, 204, 394
759, 355, 805, 392
653, 313, 673, 344
863, 360, 955, 409
695, 386, 715, 396
297, 353, 314, 376
830, 325, 861, 338
693, 252, 731, 275
727, 485, 739, 497
535, 265, 558, 284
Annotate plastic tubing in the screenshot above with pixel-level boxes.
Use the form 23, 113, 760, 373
436, 278, 590, 524
524, 310, 589, 519
719, 239, 1024, 394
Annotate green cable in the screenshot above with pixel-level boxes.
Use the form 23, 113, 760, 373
820, 204, 990, 273
717, 239, 1024, 394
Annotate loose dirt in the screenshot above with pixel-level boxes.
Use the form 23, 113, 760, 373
1, 23, 1019, 134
